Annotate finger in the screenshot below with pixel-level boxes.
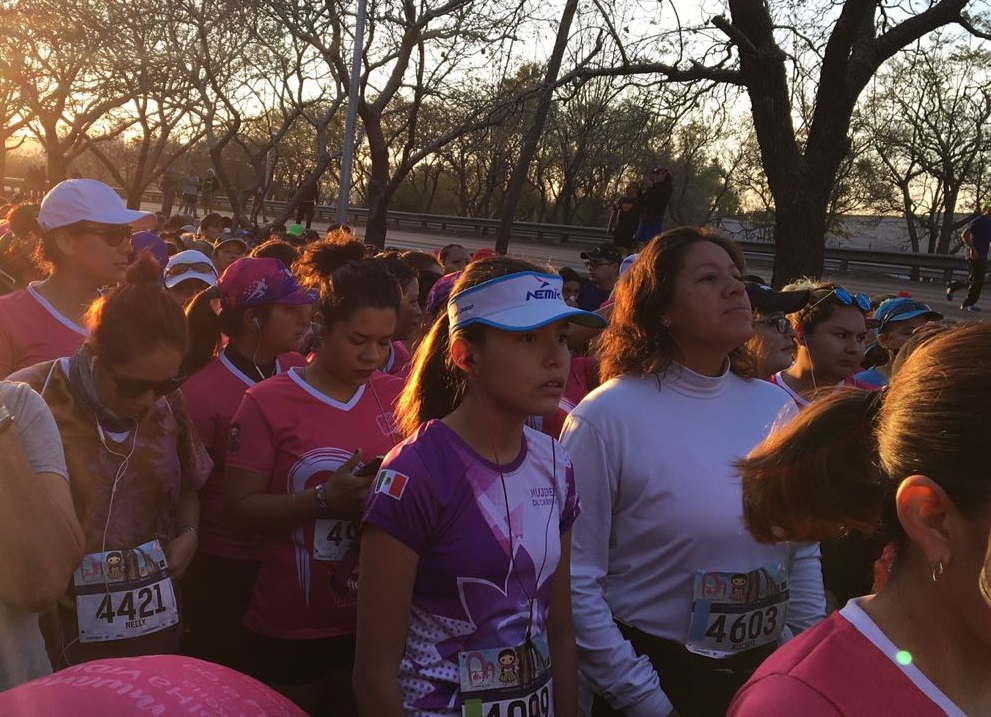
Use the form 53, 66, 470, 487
339, 449, 363, 474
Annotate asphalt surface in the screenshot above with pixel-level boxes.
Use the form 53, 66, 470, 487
153, 205, 978, 322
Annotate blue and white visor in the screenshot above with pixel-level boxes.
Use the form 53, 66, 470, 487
449, 271, 607, 334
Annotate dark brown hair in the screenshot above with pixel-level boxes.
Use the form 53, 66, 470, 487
739, 323, 991, 550
85, 254, 188, 366
395, 256, 547, 437
296, 240, 400, 327
597, 226, 754, 381
250, 238, 300, 267
183, 285, 274, 375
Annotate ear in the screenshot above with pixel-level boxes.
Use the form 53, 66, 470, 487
895, 475, 955, 570
51, 229, 76, 258
794, 324, 806, 345
449, 337, 474, 374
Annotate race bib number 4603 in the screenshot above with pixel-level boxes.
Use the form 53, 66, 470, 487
685, 563, 789, 658
73, 539, 179, 643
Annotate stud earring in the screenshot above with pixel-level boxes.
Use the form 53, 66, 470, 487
931, 559, 944, 583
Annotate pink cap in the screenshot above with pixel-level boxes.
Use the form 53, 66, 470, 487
218, 257, 317, 310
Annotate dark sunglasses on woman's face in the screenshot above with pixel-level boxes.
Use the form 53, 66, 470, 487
107, 364, 187, 399
66, 222, 132, 247
755, 316, 791, 334
165, 262, 216, 279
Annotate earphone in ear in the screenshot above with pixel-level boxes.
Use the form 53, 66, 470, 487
252, 317, 261, 330
465, 355, 475, 364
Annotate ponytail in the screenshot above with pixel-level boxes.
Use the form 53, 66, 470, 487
395, 255, 547, 437
184, 285, 273, 375
184, 285, 223, 375
737, 388, 885, 544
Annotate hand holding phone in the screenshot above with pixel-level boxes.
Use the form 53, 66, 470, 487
354, 456, 384, 477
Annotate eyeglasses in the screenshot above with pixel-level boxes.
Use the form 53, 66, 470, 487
755, 316, 791, 334
585, 260, 615, 269
67, 222, 131, 247
806, 286, 871, 313
106, 364, 187, 399
165, 262, 216, 279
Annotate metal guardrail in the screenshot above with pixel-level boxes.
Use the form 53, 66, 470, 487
1, 176, 966, 282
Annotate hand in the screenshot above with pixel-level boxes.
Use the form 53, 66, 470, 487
165, 532, 198, 582
321, 450, 376, 519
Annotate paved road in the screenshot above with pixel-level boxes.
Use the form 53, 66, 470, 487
150, 205, 977, 323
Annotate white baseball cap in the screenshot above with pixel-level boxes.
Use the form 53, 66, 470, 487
164, 250, 218, 289
449, 271, 606, 334
37, 179, 153, 231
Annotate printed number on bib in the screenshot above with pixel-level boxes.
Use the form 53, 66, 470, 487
685, 563, 789, 658
73, 539, 179, 643
460, 633, 553, 717
314, 519, 357, 562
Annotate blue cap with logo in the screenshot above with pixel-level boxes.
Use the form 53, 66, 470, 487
448, 271, 607, 334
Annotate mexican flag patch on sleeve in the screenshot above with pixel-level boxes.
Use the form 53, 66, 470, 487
374, 469, 409, 500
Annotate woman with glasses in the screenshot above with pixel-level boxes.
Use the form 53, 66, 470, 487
0, 179, 153, 378
179, 257, 315, 669
163, 250, 218, 308
853, 297, 943, 388
744, 279, 810, 378
769, 282, 875, 407
562, 228, 824, 717
8, 254, 212, 668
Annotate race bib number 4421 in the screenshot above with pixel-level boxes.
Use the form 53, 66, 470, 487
73, 539, 179, 643
685, 563, 789, 658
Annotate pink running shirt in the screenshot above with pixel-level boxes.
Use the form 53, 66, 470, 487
0, 284, 88, 378
227, 368, 402, 639
181, 350, 306, 561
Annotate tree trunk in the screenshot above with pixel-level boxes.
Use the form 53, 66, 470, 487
770, 188, 828, 286
495, 0, 579, 254
361, 108, 393, 248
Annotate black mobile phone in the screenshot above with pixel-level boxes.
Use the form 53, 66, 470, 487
354, 456, 384, 477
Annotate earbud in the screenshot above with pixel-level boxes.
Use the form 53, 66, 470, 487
465, 355, 475, 364
252, 317, 261, 331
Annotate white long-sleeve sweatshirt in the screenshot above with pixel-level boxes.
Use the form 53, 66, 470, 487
561, 364, 825, 717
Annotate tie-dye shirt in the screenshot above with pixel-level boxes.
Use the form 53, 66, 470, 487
227, 367, 402, 639
363, 420, 580, 715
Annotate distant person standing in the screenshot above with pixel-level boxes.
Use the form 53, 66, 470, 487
608, 184, 639, 254
250, 184, 268, 224
295, 180, 318, 230
160, 168, 178, 218
200, 169, 217, 215
635, 167, 674, 247
578, 244, 622, 311
180, 172, 200, 218
947, 202, 991, 311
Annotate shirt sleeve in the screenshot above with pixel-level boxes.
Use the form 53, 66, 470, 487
1, 381, 68, 479
728, 674, 842, 717
559, 414, 672, 717
225, 391, 276, 476
167, 390, 213, 491
555, 442, 580, 535
362, 444, 439, 556
784, 541, 826, 638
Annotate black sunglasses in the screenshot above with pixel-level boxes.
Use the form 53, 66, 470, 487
165, 262, 216, 279
107, 364, 187, 399
66, 222, 131, 247
755, 316, 791, 334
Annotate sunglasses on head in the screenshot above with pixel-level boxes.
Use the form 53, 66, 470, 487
165, 262, 216, 279
755, 316, 791, 334
106, 363, 187, 399
807, 286, 871, 313
66, 222, 131, 247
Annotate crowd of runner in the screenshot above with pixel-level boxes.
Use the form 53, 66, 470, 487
0, 178, 989, 717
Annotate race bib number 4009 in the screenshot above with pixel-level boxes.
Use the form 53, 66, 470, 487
73, 539, 179, 643
459, 634, 553, 717
685, 563, 789, 658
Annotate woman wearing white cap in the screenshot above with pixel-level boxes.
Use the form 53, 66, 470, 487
561, 228, 824, 717
354, 257, 605, 716
163, 250, 218, 308
0, 179, 152, 378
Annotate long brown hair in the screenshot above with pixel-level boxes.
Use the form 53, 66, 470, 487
395, 256, 547, 437
597, 226, 754, 382
739, 323, 991, 552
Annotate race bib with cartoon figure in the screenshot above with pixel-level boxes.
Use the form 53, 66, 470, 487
459, 633, 554, 717
73, 539, 179, 643
685, 563, 789, 658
